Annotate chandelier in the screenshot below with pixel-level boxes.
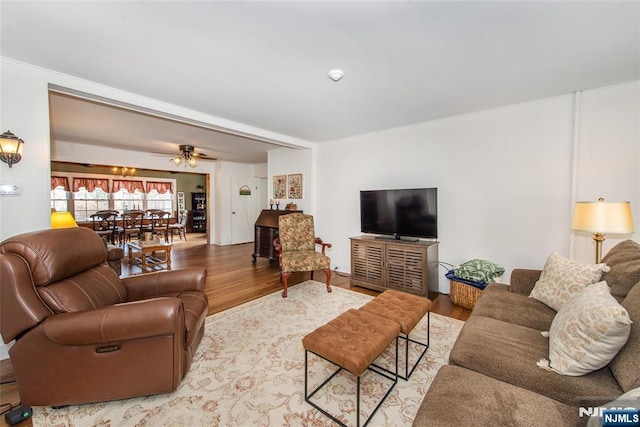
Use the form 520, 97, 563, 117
112, 166, 136, 177
173, 144, 198, 168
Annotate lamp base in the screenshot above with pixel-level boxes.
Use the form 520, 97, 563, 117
593, 232, 605, 264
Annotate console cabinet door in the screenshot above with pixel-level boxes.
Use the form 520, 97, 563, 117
385, 244, 427, 294
351, 239, 384, 288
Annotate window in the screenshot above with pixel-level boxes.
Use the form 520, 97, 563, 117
146, 181, 174, 212
51, 186, 69, 212
73, 187, 110, 222
146, 190, 173, 212
113, 189, 145, 212
72, 178, 110, 221
50, 176, 70, 212
49, 173, 176, 221
112, 180, 145, 212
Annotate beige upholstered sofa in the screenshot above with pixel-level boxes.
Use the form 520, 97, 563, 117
414, 240, 640, 427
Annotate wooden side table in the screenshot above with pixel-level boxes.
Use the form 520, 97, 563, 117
127, 241, 172, 271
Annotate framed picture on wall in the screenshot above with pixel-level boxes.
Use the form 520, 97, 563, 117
177, 191, 186, 211
273, 175, 286, 199
288, 174, 302, 199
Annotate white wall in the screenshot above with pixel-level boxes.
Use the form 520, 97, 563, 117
572, 82, 640, 262
308, 82, 639, 293
0, 60, 52, 238
267, 147, 314, 214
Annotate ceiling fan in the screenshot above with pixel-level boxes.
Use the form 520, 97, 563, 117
152, 144, 216, 168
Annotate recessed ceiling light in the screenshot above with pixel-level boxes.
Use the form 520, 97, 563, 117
328, 69, 344, 82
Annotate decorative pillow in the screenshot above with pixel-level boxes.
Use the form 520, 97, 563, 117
529, 252, 610, 311
537, 281, 632, 376
454, 259, 505, 285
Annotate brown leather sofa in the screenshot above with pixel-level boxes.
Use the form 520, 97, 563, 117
0, 227, 208, 407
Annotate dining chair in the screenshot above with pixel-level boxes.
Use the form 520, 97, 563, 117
90, 210, 123, 245
122, 210, 145, 243
145, 209, 170, 241
168, 210, 188, 243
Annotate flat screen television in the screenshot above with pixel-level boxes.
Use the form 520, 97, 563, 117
360, 188, 438, 240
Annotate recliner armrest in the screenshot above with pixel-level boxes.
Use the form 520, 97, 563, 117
43, 297, 183, 345
123, 267, 207, 301
509, 268, 542, 296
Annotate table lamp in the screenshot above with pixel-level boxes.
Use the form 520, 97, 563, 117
51, 211, 78, 229
571, 198, 634, 263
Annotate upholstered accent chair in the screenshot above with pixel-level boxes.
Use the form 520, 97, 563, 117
0, 227, 208, 407
273, 213, 332, 298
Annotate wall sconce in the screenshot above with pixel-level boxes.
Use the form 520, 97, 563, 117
0, 130, 24, 168
51, 211, 79, 229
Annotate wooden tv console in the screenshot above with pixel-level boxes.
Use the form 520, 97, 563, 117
350, 235, 439, 296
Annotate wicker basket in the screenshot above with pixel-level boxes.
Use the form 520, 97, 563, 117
449, 280, 483, 309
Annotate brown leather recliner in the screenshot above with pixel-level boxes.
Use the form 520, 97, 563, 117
0, 227, 208, 407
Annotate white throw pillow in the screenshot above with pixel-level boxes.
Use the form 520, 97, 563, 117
538, 281, 632, 376
529, 252, 610, 311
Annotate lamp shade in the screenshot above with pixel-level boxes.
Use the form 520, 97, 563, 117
51, 211, 78, 229
571, 200, 635, 234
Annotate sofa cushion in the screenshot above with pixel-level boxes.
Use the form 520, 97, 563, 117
413, 365, 583, 427
542, 281, 631, 376
601, 240, 640, 299
609, 280, 640, 392
473, 283, 556, 331
449, 315, 622, 405
508, 268, 542, 296
529, 252, 610, 311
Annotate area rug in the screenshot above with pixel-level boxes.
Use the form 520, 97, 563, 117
33, 281, 463, 426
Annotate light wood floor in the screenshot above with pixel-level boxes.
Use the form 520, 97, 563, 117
0, 233, 470, 426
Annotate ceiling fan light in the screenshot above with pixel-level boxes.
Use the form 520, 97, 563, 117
187, 157, 197, 167
173, 156, 182, 166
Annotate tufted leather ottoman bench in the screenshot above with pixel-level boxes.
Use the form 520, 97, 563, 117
302, 308, 401, 427
359, 289, 432, 380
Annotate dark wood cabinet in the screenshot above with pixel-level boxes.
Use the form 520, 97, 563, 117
252, 209, 301, 263
191, 193, 207, 232
350, 236, 439, 296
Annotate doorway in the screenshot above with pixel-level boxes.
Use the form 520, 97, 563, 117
231, 178, 266, 244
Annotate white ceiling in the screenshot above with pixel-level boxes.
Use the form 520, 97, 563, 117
2, 1, 639, 163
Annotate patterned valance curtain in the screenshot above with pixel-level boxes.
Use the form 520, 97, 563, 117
146, 181, 173, 194
112, 180, 144, 193
51, 176, 70, 191
72, 178, 110, 193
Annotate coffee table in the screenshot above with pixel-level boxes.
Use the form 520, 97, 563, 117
127, 240, 173, 271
